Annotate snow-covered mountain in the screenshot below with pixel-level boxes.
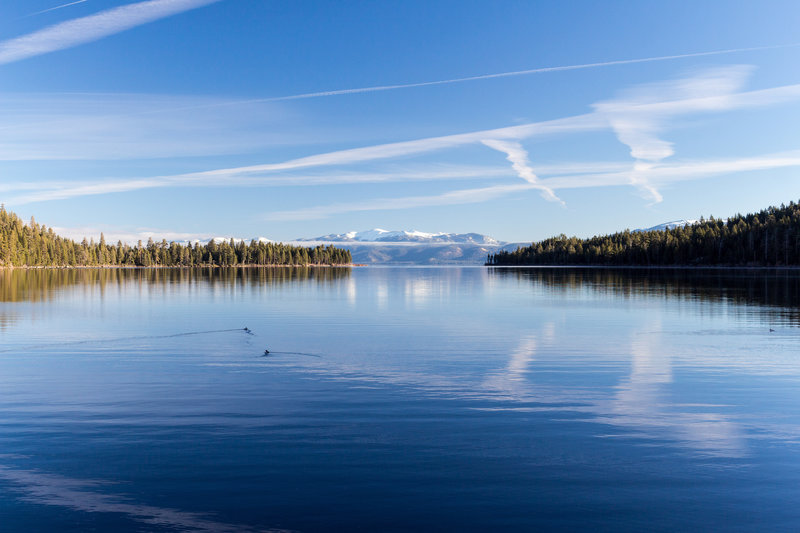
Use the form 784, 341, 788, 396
300, 229, 500, 245
634, 220, 698, 233
290, 229, 512, 264
196, 236, 273, 245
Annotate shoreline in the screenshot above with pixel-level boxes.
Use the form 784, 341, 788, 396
0, 264, 359, 270
2, 263, 798, 271
486, 264, 800, 271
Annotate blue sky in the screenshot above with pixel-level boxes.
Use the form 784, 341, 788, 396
2, 0, 800, 243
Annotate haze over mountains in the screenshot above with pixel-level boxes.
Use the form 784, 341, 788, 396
292, 229, 514, 264
299, 229, 501, 245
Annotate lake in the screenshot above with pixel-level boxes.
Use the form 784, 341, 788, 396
1, 266, 799, 531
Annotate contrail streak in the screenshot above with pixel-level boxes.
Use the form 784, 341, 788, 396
23, 0, 89, 18
252, 43, 799, 103
0, 43, 794, 133
0, 0, 221, 66
129, 43, 797, 116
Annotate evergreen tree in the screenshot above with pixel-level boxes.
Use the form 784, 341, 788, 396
0, 208, 351, 267
489, 200, 800, 267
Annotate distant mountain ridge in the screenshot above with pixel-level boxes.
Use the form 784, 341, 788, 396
144, 223, 718, 265
299, 229, 500, 245
288, 229, 513, 264
634, 220, 698, 233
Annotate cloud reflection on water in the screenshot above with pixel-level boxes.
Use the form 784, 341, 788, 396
0, 465, 283, 533
238, 310, 767, 458
597, 321, 747, 457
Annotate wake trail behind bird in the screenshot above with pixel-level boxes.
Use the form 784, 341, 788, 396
0, 328, 250, 354
262, 351, 322, 358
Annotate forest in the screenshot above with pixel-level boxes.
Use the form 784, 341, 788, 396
0, 206, 351, 267
488, 201, 800, 267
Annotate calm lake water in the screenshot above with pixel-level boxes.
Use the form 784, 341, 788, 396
1, 266, 799, 531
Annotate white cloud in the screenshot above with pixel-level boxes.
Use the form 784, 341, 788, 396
7, 69, 800, 215
187, 114, 606, 177
264, 183, 539, 221
593, 65, 754, 202
540, 151, 800, 190
481, 139, 564, 204
51, 224, 214, 244
0, 0, 221, 65
193, 73, 800, 181
264, 150, 800, 220
0, 92, 298, 161
4, 165, 515, 205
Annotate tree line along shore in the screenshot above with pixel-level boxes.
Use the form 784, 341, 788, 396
0, 206, 351, 268
488, 201, 800, 267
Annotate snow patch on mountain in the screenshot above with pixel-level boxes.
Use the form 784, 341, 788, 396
634, 220, 698, 233
302, 229, 500, 245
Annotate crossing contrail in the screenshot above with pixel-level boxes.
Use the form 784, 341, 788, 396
98, 43, 796, 118
23, 0, 89, 18
254, 43, 799, 103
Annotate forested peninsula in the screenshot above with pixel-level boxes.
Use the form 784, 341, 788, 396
0, 207, 351, 268
488, 201, 800, 267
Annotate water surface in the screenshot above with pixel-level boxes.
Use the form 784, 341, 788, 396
1, 267, 799, 531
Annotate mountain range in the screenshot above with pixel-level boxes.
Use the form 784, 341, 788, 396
291, 229, 514, 264
201, 221, 698, 265
298, 229, 500, 245
633, 220, 697, 233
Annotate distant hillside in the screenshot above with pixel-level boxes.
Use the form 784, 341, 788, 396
633, 219, 697, 233
0, 207, 351, 268
488, 202, 800, 267
295, 228, 507, 264
300, 229, 500, 245
324, 242, 517, 265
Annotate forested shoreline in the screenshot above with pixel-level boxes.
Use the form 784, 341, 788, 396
0, 206, 351, 267
488, 201, 800, 267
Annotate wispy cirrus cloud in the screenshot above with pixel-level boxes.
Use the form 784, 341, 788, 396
181, 72, 800, 182
0, 93, 301, 161
263, 150, 800, 220
3, 165, 515, 205
543, 151, 800, 190
481, 139, 564, 204
206, 43, 800, 104
0, 0, 221, 66
594, 65, 753, 202
7, 69, 800, 218
184, 114, 606, 177
1, 42, 785, 133
264, 184, 539, 221
50, 225, 215, 244
7, 69, 799, 164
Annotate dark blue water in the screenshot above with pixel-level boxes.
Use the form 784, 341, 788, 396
1, 267, 799, 531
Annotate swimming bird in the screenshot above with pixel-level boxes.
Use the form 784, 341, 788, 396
770, 328, 775, 332
264, 349, 270, 355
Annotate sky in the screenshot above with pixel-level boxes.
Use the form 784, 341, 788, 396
2, 0, 800, 244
